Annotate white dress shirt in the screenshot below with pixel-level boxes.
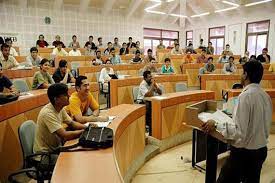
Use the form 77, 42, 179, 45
10, 47, 18, 56
137, 80, 160, 101
99, 68, 114, 83
216, 83, 272, 149
223, 63, 237, 74
68, 50, 81, 56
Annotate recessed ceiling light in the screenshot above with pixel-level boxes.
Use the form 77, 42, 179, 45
145, 2, 161, 11
245, 0, 272, 7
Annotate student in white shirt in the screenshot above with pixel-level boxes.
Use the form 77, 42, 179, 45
91, 50, 103, 66
171, 44, 183, 55
99, 60, 114, 92
223, 56, 237, 74
52, 42, 68, 57
202, 61, 272, 183
25, 47, 42, 66
69, 43, 82, 56
5, 38, 18, 56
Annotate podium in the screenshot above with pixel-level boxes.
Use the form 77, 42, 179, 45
185, 100, 228, 183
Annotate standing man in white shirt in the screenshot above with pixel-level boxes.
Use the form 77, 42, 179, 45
69, 43, 81, 56
202, 61, 272, 183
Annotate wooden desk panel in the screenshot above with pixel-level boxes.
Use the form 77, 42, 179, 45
110, 74, 188, 107
0, 84, 99, 181
201, 74, 275, 100
3, 68, 55, 79
14, 56, 26, 63
52, 104, 146, 183
149, 90, 215, 140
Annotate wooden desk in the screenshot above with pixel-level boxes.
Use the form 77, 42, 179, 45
52, 104, 146, 183
0, 84, 99, 181
201, 74, 275, 100
110, 74, 188, 107
14, 56, 26, 63
148, 90, 215, 140
3, 68, 55, 79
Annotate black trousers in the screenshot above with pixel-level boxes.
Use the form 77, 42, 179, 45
217, 146, 267, 183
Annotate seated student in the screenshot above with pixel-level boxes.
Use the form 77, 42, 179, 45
184, 51, 194, 63
127, 37, 136, 49
199, 57, 215, 75
68, 35, 80, 48
239, 51, 250, 64
92, 50, 103, 66
219, 51, 230, 63
0, 43, 19, 69
198, 39, 206, 50
249, 55, 257, 61
104, 42, 113, 55
0, 63, 19, 95
84, 43, 94, 56
68, 43, 82, 56
52, 60, 75, 84
135, 41, 144, 55
119, 42, 128, 55
161, 58, 174, 74
52, 41, 68, 57
171, 44, 183, 55
5, 38, 18, 56
157, 40, 165, 49
257, 48, 270, 63
223, 44, 233, 56
185, 41, 196, 54
97, 37, 104, 49
196, 49, 208, 63
131, 50, 143, 64
206, 41, 214, 55
136, 70, 162, 103
223, 56, 237, 74
0, 36, 4, 46
84, 36, 97, 50
52, 35, 65, 48
33, 83, 86, 167
32, 58, 55, 89
144, 49, 155, 64
66, 76, 108, 123
99, 60, 114, 92
26, 47, 42, 67
142, 58, 159, 74
113, 37, 121, 49
36, 34, 49, 48
110, 48, 121, 65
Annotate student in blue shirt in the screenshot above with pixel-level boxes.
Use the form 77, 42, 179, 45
109, 48, 121, 65
161, 58, 174, 74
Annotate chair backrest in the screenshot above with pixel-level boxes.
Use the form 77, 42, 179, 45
18, 120, 36, 161
175, 82, 188, 92
232, 83, 243, 89
132, 86, 139, 102
13, 79, 30, 92
71, 62, 80, 78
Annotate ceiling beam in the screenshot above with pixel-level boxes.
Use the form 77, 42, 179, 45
79, 0, 91, 12
159, 1, 180, 23
179, 0, 187, 28
126, 0, 143, 18
102, 0, 116, 15
53, 0, 63, 10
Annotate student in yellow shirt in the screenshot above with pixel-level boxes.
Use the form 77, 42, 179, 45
268, 63, 275, 73
66, 76, 108, 123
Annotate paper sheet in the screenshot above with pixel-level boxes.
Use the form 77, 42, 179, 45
84, 116, 116, 127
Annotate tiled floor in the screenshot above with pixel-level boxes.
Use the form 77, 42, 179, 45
132, 135, 275, 183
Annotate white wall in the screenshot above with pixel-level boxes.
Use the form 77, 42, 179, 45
0, 0, 181, 55
184, 5, 275, 61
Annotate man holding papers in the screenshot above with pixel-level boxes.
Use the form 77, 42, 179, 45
202, 61, 272, 183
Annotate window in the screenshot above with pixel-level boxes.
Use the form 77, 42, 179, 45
208, 26, 225, 55
186, 31, 193, 46
246, 20, 270, 56
143, 28, 179, 55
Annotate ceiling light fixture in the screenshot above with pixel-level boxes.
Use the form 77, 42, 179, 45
170, 13, 187, 18
215, 6, 239, 12
145, 2, 161, 11
222, 0, 240, 7
167, 0, 176, 2
146, 10, 166, 15
191, 12, 210, 18
244, 0, 272, 7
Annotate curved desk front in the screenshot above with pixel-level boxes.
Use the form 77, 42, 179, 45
200, 74, 275, 100
51, 104, 146, 183
110, 74, 188, 107
0, 84, 99, 181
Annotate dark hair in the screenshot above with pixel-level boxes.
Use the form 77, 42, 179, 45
96, 50, 101, 54
5, 38, 12, 43
175, 43, 179, 47
143, 70, 151, 79
147, 49, 152, 53
136, 50, 141, 54
122, 42, 126, 45
98, 37, 102, 41
56, 41, 63, 46
242, 61, 263, 84
250, 55, 257, 60
110, 48, 115, 52
174, 39, 178, 42
0, 62, 2, 68
263, 48, 268, 52
30, 47, 38, 53
164, 58, 171, 62
72, 35, 77, 39
40, 58, 50, 66
114, 37, 118, 40
1, 43, 10, 51
229, 56, 235, 60
208, 57, 213, 61
226, 44, 230, 47
107, 42, 112, 45
59, 59, 67, 68
75, 75, 88, 88
129, 37, 132, 40
200, 39, 203, 42
47, 83, 68, 105
105, 59, 112, 64
39, 34, 44, 38
202, 49, 206, 52
208, 42, 212, 44
89, 36, 93, 39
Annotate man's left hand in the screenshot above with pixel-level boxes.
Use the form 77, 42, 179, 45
201, 120, 216, 134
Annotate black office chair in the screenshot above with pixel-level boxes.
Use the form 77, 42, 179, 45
8, 120, 57, 183
222, 83, 243, 102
